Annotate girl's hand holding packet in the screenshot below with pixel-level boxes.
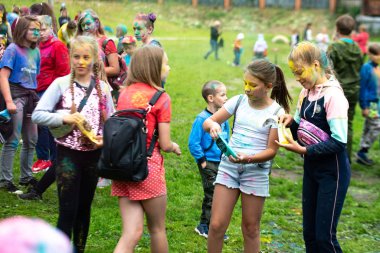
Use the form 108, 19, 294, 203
278, 123, 293, 144
76, 119, 102, 145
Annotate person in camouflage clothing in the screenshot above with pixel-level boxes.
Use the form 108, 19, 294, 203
328, 14, 363, 162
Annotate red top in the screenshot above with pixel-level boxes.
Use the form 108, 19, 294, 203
352, 32, 369, 54
116, 82, 171, 148
37, 36, 70, 92
97, 36, 117, 64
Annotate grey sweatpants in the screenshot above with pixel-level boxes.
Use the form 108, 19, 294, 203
0, 97, 37, 185
359, 117, 380, 150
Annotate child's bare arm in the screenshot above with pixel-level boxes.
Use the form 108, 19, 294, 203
203, 107, 231, 138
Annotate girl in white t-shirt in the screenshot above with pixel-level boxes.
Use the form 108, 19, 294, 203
203, 59, 292, 253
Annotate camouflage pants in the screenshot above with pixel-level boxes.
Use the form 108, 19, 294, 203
197, 161, 219, 225
359, 117, 380, 150
347, 99, 358, 159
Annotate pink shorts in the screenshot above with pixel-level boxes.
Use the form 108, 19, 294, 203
111, 150, 166, 200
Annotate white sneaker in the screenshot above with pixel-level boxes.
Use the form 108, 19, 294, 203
97, 178, 111, 188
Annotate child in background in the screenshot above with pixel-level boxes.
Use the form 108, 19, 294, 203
303, 22, 312, 41
121, 35, 137, 67
188, 80, 229, 239
356, 44, 380, 166
352, 24, 369, 60
30, 2, 58, 35
18, 15, 70, 201
328, 14, 362, 162
0, 4, 13, 47
31, 36, 114, 252
278, 41, 350, 253
203, 59, 292, 253
58, 5, 71, 28
76, 9, 120, 79
133, 13, 162, 47
112, 46, 181, 253
315, 27, 330, 52
290, 28, 299, 48
116, 24, 128, 54
0, 16, 41, 194
204, 20, 221, 60
253, 34, 268, 60
33, 15, 70, 172
232, 33, 244, 66
6, 5, 19, 28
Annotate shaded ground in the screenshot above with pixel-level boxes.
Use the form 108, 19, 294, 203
272, 166, 380, 204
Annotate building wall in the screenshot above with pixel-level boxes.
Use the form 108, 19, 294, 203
339, 0, 362, 7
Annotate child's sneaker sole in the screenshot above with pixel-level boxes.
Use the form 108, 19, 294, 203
194, 227, 208, 238
355, 153, 374, 166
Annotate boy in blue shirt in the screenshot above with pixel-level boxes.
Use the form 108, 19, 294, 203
188, 80, 229, 239
356, 44, 380, 166
121, 35, 137, 67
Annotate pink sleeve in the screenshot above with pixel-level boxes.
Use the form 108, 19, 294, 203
324, 87, 348, 120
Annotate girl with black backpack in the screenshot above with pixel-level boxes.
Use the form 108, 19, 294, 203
112, 45, 181, 253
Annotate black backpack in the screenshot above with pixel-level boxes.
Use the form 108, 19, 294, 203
97, 90, 164, 182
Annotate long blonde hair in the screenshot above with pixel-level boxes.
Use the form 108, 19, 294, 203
69, 36, 106, 121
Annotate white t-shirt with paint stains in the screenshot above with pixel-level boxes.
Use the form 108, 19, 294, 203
224, 94, 285, 155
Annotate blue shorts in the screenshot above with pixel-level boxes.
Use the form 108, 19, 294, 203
214, 156, 271, 197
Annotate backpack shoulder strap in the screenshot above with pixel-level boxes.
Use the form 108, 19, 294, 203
149, 90, 165, 106
101, 38, 112, 66
232, 95, 243, 134
102, 38, 111, 51
146, 90, 165, 157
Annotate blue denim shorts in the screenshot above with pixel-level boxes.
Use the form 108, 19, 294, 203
214, 156, 271, 197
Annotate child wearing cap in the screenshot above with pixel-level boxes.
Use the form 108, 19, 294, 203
121, 35, 137, 67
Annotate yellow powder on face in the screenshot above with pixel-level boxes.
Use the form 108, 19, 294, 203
288, 60, 296, 71
244, 81, 256, 92
300, 66, 314, 79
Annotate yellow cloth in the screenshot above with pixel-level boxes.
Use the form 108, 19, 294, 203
57, 23, 74, 46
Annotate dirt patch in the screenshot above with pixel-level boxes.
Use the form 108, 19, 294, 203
271, 168, 302, 182
351, 170, 380, 185
348, 186, 378, 203
272, 168, 379, 203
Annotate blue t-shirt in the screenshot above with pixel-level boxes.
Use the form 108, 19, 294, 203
6, 13, 18, 26
123, 54, 131, 67
0, 43, 40, 89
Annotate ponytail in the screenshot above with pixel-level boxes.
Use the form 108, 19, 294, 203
270, 66, 292, 113
247, 59, 292, 113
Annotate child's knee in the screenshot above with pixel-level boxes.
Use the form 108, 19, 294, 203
123, 226, 143, 245
209, 219, 227, 234
241, 221, 260, 238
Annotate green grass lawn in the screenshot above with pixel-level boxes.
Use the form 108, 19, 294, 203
2, 1, 380, 252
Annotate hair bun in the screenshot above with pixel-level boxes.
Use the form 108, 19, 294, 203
148, 13, 156, 23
